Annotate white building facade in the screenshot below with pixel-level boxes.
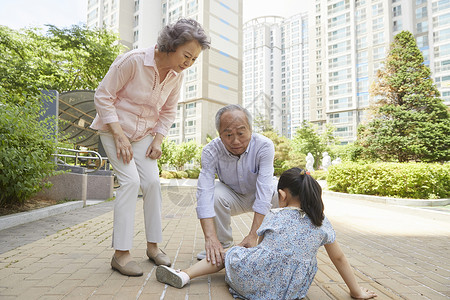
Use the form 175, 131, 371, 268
243, 14, 308, 138
310, 0, 450, 144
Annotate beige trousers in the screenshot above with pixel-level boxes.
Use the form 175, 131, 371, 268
100, 133, 163, 251
213, 181, 279, 247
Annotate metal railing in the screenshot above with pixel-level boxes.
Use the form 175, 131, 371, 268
54, 148, 109, 172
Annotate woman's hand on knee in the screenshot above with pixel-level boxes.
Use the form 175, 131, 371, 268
113, 133, 133, 164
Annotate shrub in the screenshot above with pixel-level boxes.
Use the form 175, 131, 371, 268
327, 162, 450, 199
0, 95, 59, 206
310, 170, 327, 180
160, 170, 175, 179
185, 169, 200, 179
176, 171, 189, 179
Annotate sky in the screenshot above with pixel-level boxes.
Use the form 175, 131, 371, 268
0, 0, 309, 30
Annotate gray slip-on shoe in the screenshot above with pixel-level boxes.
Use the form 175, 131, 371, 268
111, 256, 143, 277
147, 248, 171, 266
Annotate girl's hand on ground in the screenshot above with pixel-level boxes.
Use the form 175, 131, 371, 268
351, 287, 377, 299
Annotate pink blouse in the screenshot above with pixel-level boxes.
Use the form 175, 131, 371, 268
91, 46, 183, 141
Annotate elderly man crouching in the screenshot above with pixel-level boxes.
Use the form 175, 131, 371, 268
195, 104, 278, 266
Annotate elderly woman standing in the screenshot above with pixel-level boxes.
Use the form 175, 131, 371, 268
91, 19, 210, 276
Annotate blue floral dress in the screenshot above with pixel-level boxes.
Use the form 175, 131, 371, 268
224, 207, 336, 300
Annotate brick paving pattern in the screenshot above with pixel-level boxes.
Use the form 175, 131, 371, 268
0, 184, 449, 299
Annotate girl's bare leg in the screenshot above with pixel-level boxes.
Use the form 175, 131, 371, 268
184, 258, 225, 279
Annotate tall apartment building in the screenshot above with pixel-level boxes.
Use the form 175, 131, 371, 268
86, 0, 243, 144
310, 0, 450, 144
243, 14, 308, 138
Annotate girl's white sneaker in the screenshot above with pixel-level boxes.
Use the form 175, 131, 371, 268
156, 265, 190, 288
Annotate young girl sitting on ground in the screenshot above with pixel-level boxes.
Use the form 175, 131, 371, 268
156, 167, 377, 300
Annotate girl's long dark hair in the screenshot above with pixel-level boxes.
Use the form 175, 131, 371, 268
277, 168, 324, 226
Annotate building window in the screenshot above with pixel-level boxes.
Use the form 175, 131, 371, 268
357, 50, 368, 60
88, 0, 98, 9
329, 112, 353, 124
356, 0, 366, 7
110, 13, 117, 27
432, 0, 450, 12
133, 30, 139, 42
328, 0, 349, 15
317, 109, 323, 118
372, 3, 383, 16
373, 32, 384, 45
417, 21, 428, 33
358, 94, 369, 107
434, 28, 450, 43
357, 78, 369, 93
393, 5, 401, 17
373, 17, 384, 31
87, 8, 98, 22
356, 22, 367, 35
357, 64, 368, 77
355, 8, 366, 21
373, 46, 385, 60
417, 35, 429, 48
186, 85, 197, 99
416, 7, 427, 19
434, 13, 450, 27
393, 20, 402, 32
357, 36, 367, 49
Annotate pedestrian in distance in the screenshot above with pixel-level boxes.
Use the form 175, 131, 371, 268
91, 18, 210, 277
156, 167, 378, 300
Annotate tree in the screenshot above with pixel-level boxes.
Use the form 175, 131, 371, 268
253, 115, 274, 133
0, 24, 123, 205
0, 24, 124, 102
157, 139, 175, 173
360, 31, 450, 162
291, 122, 328, 168
261, 130, 292, 175
170, 141, 199, 171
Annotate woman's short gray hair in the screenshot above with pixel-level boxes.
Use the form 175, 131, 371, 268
215, 104, 253, 131
157, 18, 210, 53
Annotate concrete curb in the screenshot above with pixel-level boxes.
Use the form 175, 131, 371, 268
0, 201, 84, 231
323, 190, 450, 207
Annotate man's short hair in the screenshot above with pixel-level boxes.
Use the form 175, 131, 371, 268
215, 104, 252, 132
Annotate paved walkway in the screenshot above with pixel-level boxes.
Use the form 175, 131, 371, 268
0, 181, 449, 299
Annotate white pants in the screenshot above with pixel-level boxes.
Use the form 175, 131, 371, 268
214, 181, 279, 247
100, 133, 162, 251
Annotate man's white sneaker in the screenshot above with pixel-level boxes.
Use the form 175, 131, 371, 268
156, 265, 190, 288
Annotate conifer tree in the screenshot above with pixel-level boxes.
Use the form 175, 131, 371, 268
359, 31, 450, 162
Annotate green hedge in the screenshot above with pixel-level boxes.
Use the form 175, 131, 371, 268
327, 162, 450, 199
0, 97, 58, 206
160, 169, 200, 179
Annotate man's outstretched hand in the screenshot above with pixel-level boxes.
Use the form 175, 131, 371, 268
205, 236, 225, 266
